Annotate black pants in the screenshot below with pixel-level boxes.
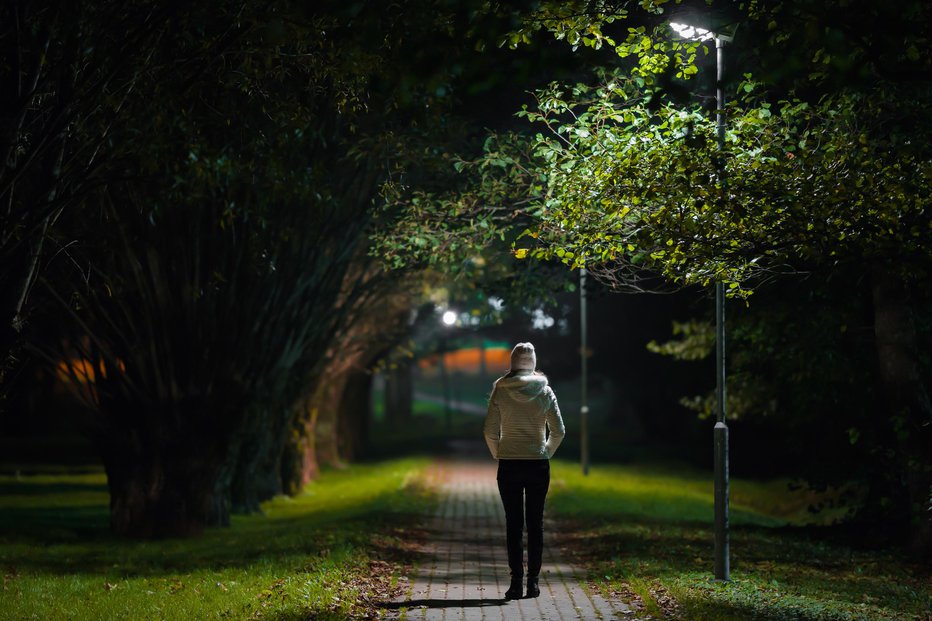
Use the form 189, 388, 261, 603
496, 459, 550, 579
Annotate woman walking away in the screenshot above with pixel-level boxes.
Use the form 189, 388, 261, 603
483, 342, 566, 600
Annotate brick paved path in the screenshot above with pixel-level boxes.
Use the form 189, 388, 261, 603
386, 458, 629, 620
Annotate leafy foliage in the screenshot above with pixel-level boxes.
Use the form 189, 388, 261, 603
380, 0, 932, 297
377, 0, 932, 546
383, 70, 931, 297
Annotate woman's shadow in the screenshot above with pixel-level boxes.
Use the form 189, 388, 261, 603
379, 597, 508, 610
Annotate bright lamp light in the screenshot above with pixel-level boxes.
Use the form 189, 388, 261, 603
442, 310, 457, 326
670, 21, 715, 41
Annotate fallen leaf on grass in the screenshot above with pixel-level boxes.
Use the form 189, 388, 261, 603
338, 558, 413, 620
647, 583, 680, 618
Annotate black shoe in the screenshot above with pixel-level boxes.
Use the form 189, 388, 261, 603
505, 577, 523, 600
526, 576, 540, 598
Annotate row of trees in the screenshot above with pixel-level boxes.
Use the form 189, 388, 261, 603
1, 0, 507, 536
4, 0, 930, 554
376, 0, 932, 553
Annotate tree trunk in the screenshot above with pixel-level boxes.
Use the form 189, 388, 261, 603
281, 372, 347, 495
101, 430, 230, 538
871, 266, 932, 557
281, 395, 320, 495
281, 371, 350, 494
337, 370, 372, 461
315, 373, 348, 468
384, 359, 412, 428
0, 288, 25, 401
228, 405, 292, 514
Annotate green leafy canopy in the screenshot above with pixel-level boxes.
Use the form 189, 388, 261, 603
377, 1, 932, 300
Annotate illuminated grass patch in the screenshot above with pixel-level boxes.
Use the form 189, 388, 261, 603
0, 458, 432, 621
549, 461, 929, 621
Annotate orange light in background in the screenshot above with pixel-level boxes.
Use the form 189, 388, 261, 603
55, 358, 126, 385
446, 348, 481, 371
419, 347, 510, 376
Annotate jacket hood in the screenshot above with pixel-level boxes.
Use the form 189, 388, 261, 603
494, 372, 549, 402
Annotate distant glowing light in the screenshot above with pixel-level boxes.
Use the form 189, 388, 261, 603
442, 310, 457, 326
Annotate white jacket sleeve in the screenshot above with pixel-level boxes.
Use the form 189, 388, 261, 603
544, 387, 565, 458
483, 392, 501, 459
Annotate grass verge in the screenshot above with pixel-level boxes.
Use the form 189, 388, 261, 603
0, 458, 433, 621
548, 460, 930, 621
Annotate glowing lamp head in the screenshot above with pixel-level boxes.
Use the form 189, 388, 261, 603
670, 21, 715, 41
442, 310, 457, 326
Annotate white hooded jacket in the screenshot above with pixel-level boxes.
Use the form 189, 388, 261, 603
484, 371, 566, 460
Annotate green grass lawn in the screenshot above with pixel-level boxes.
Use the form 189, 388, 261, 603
548, 461, 930, 621
0, 458, 432, 621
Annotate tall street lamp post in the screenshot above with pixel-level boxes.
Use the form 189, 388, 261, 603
670, 19, 734, 582
580, 267, 590, 476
